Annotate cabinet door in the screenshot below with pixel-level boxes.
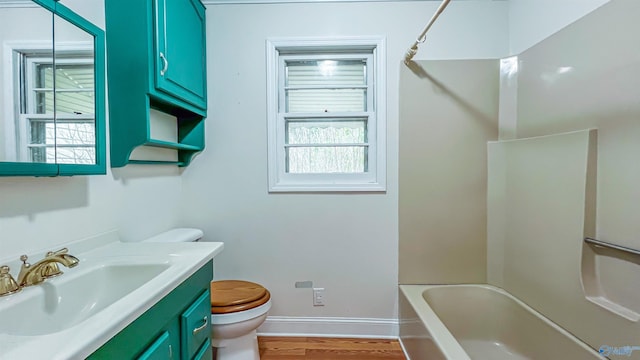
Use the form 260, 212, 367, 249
137, 331, 179, 360
193, 340, 213, 360
154, 0, 207, 109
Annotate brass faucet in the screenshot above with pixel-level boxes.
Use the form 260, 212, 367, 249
16, 248, 80, 287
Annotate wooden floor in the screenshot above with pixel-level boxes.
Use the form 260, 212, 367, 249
258, 336, 407, 360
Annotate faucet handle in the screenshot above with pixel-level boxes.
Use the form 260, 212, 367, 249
48, 248, 69, 256
0, 265, 21, 297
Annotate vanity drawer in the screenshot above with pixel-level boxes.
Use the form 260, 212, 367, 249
181, 290, 211, 359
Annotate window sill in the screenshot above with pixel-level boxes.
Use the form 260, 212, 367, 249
268, 182, 386, 193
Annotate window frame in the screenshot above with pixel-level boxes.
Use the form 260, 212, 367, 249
266, 37, 386, 192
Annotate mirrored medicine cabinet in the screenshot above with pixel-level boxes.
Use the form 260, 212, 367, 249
0, 0, 105, 176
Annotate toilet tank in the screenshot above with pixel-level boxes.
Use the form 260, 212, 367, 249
142, 228, 203, 243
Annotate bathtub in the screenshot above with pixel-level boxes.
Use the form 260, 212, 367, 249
399, 284, 604, 360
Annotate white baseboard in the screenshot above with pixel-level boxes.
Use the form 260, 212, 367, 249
257, 316, 399, 339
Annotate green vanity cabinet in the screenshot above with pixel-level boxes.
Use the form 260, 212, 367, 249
105, 0, 207, 167
88, 260, 213, 360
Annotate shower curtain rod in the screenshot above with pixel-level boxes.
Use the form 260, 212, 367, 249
403, 0, 451, 65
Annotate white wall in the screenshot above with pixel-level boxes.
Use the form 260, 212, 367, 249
508, 0, 610, 54
180, 0, 507, 335
0, 0, 184, 259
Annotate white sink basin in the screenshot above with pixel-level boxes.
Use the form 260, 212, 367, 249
0, 262, 170, 336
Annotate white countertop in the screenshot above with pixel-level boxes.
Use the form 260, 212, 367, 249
0, 232, 223, 360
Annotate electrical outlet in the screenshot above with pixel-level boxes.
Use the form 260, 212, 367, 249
313, 288, 325, 306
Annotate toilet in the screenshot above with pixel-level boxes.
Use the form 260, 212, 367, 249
142, 228, 271, 360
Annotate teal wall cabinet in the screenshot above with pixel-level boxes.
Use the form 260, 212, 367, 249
88, 260, 213, 360
0, 0, 106, 176
105, 0, 207, 167
155, 0, 207, 110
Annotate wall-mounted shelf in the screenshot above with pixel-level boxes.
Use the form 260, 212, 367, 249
145, 140, 203, 151
127, 160, 188, 166
105, 0, 207, 167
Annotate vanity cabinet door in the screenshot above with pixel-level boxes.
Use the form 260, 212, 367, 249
136, 331, 179, 360
193, 340, 213, 360
153, 0, 207, 110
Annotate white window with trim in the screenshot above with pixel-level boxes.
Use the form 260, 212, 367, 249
266, 37, 386, 192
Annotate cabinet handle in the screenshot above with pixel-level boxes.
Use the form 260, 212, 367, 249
192, 316, 208, 335
169, 344, 173, 359
159, 52, 169, 76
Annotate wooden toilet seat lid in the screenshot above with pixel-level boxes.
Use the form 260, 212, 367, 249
211, 290, 270, 314
210, 280, 267, 307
